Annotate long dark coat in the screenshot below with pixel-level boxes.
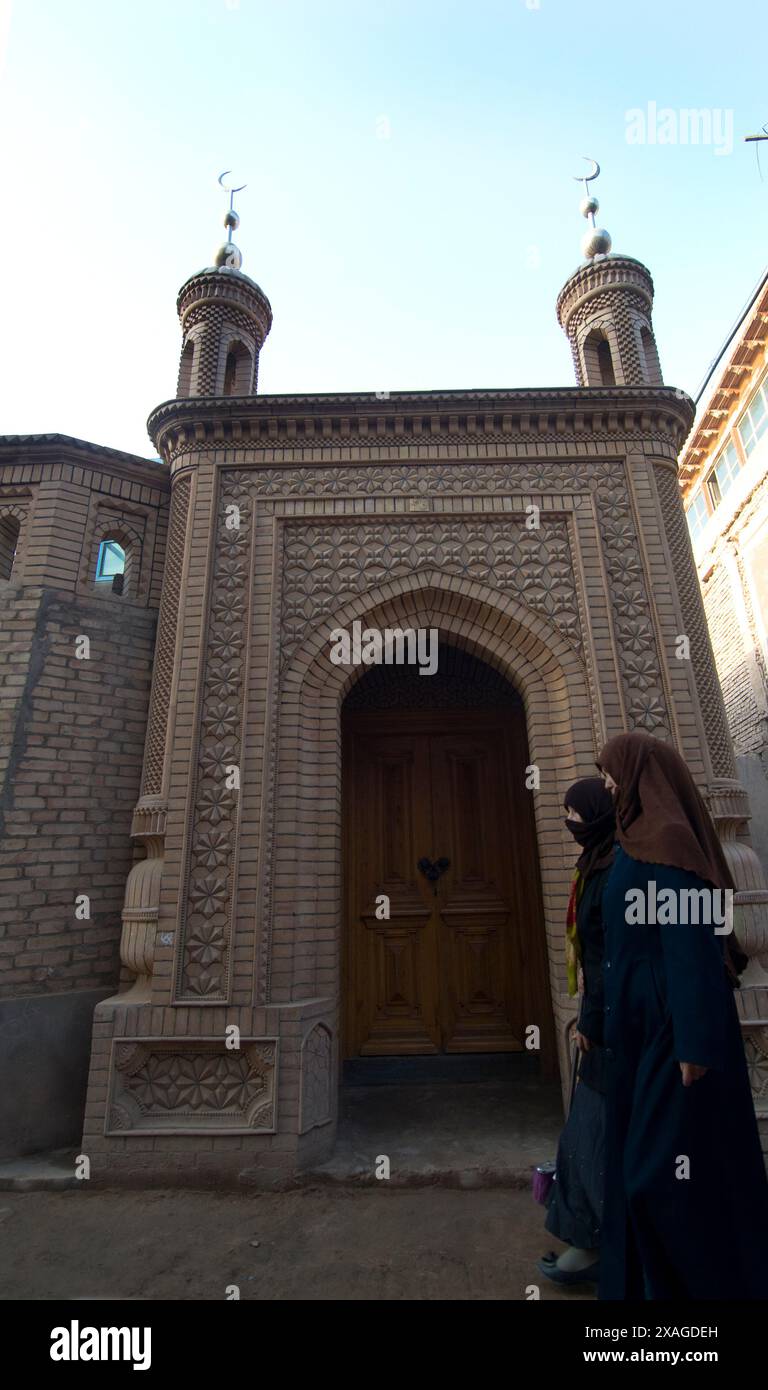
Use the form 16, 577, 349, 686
599, 845, 768, 1301
545, 864, 610, 1249
575, 865, 610, 1094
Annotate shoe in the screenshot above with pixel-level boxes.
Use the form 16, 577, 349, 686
537, 1257, 600, 1285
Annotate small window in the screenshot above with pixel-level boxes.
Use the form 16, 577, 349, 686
685, 490, 710, 544
96, 539, 126, 582
597, 338, 616, 386
222, 340, 252, 396
708, 439, 742, 506
582, 330, 616, 387
737, 373, 768, 459
0, 514, 20, 580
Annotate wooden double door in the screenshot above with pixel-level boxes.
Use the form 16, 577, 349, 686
342, 708, 553, 1061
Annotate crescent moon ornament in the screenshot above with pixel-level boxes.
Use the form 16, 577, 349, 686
218, 170, 247, 194
572, 156, 600, 184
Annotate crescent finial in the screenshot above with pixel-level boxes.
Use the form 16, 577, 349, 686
218, 170, 247, 194
572, 156, 600, 185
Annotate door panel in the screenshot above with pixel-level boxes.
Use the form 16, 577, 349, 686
343, 709, 552, 1061
347, 732, 439, 1053
431, 733, 524, 1051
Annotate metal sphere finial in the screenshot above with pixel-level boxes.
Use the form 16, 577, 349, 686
582, 227, 612, 259
572, 157, 612, 261
215, 171, 246, 270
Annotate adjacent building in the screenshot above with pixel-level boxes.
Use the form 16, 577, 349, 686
681, 272, 768, 877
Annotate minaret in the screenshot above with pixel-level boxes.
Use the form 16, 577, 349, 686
556, 161, 663, 388
175, 174, 272, 399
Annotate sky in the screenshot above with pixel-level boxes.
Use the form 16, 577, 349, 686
0, 0, 766, 460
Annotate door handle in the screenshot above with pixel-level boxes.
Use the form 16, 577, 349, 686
417, 857, 450, 894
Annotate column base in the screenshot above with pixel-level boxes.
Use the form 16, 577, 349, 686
81, 997, 338, 1185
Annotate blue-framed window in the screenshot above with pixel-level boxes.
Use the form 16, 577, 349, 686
95, 539, 126, 582
707, 439, 742, 507
686, 490, 710, 544
737, 373, 768, 459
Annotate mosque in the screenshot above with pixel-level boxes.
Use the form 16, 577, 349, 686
0, 174, 766, 1181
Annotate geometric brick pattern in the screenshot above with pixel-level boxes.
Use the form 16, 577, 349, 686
174, 484, 251, 1000
556, 254, 659, 389
140, 475, 191, 798
568, 288, 650, 386
281, 516, 582, 656
107, 1037, 277, 1133
231, 456, 670, 736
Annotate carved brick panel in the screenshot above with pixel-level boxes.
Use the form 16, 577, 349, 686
281, 517, 582, 661
299, 1024, 333, 1133
107, 1038, 277, 1133
596, 474, 670, 735
175, 483, 251, 1000
181, 458, 671, 1003
744, 1027, 768, 1113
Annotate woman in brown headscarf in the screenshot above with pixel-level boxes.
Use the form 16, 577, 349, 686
596, 730, 768, 1301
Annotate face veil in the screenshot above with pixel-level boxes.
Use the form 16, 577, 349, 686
563, 776, 616, 879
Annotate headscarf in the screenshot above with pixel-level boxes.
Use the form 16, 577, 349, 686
596, 731, 734, 890
564, 777, 616, 996
597, 731, 747, 985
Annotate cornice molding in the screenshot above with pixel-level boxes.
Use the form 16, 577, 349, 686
148, 386, 694, 465
556, 255, 655, 328
0, 433, 168, 491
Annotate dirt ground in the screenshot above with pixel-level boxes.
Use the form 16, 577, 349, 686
0, 1186, 594, 1301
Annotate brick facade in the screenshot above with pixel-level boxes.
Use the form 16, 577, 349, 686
3, 244, 768, 1177
0, 439, 169, 1156
80, 381, 768, 1183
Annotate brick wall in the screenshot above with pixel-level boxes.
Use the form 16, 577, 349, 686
0, 587, 157, 997
701, 564, 761, 754
0, 439, 169, 998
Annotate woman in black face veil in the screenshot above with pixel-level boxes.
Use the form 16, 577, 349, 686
538, 777, 616, 1286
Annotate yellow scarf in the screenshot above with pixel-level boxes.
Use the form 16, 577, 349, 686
566, 867, 583, 997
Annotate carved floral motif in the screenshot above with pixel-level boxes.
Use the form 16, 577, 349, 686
108, 1040, 277, 1131
281, 518, 582, 660
176, 488, 250, 999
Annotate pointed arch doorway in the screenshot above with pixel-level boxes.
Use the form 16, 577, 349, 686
341, 643, 555, 1072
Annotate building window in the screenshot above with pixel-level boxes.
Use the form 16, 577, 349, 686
583, 330, 616, 387
596, 338, 616, 386
707, 439, 742, 507
0, 514, 20, 580
737, 373, 768, 459
685, 490, 709, 544
96, 539, 126, 583
222, 340, 252, 396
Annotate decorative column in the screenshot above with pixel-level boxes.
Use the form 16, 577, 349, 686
109, 184, 273, 1005
106, 473, 192, 1003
